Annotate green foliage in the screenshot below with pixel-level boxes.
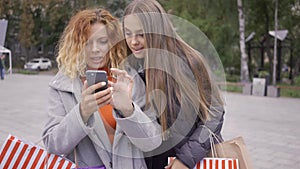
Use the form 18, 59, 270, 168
18, 1, 35, 49
294, 76, 300, 86
258, 70, 270, 78
280, 88, 300, 98
107, 0, 130, 18
0, 0, 299, 85
226, 74, 240, 82
161, 0, 239, 69
14, 69, 38, 75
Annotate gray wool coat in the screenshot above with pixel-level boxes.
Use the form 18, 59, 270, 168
42, 70, 162, 169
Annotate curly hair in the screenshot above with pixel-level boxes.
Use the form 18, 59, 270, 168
57, 8, 127, 79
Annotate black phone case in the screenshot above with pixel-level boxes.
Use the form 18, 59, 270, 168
86, 70, 108, 93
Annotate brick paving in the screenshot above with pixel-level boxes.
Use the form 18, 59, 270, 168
0, 73, 300, 169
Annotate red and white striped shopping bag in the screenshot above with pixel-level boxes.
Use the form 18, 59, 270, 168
168, 157, 239, 169
0, 134, 76, 169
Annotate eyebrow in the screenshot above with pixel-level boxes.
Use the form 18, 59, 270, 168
124, 27, 143, 34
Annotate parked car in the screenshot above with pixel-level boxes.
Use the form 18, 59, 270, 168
24, 58, 52, 71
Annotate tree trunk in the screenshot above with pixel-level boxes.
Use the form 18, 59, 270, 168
237, 0, 250, 82
295, 56, 300, 76
272, 0, 278, 85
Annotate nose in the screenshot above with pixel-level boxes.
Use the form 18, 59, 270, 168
131, 35, 139, 46
91, 41, 99, 52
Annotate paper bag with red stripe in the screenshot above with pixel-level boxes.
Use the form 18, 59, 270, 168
0, 134, 76, 169
168, 157, 239, 169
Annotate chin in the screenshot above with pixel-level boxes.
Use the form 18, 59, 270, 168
133, 53, 145, 59
88, 63, 105, 69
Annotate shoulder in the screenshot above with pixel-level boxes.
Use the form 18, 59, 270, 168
49, 70, 78, 92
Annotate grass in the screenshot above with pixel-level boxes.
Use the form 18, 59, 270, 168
219, 85, 243, 93
280, 88, 300, 98
13, 69, 39, 75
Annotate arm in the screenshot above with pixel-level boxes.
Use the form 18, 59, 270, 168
43, 79, 112, 155
110, 68, 162, 152
114, 103, 162, 152
42, 87, 92, 155
174, 105, 225, 169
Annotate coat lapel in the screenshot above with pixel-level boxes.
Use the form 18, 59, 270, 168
88, 112, 114, 169
90, 112, 112, 151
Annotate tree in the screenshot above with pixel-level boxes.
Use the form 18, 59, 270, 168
18, 0, 35, 60
107, 0, 130, 18
245, 0, 300, 81
160, 0, 240, 71
237, 0, 250, 82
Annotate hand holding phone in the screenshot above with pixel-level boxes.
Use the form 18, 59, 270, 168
86, 70, 108, 93
81, 70, 111, 123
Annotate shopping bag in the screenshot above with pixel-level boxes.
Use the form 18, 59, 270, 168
168, 157, 239, 169
208, 136, 254, 169
0, 134, 76, 169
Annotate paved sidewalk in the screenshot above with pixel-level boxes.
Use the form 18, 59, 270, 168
0, 74, 52, 145
222, 92, 300, 169
0, 73, 300, 169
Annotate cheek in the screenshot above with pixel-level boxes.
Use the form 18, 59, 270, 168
125, 37, 131, 45
85, 47, 92, 57
100, 44, 109, 52
140, 38, 145, 46
85, 56, 92, 66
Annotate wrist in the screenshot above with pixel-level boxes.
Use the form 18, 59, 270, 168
79, 103, 89, 123
120, 102, 134, 117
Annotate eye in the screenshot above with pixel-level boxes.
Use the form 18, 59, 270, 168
137, 33, 144, 37
86, 41, 92, 47
97, 38, 108, 45
125, 31, 132, 37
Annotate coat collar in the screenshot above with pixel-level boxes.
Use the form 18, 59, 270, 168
49, 70, 82, 102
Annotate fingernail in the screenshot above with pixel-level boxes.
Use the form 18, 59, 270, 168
100, 82, 106, 85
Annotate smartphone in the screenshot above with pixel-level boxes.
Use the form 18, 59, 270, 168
86, 70, 108, 93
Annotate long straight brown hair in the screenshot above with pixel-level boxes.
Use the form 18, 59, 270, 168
124, 0, 223, 138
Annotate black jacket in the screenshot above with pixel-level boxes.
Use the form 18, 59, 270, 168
145, 104, 225, 169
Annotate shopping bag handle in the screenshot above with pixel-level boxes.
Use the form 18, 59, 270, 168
202, 125, 225, 158
33, 132, 51, 147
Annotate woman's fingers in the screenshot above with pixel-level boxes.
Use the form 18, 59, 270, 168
110, 68, 127, 77
81, 81, 89, 98
108, 80, 115, 87
95, 88, 113, 105
164, 159, 174, 169
83, 81, 107, 95
101, 97, 112, 107
94, 87, 112, 99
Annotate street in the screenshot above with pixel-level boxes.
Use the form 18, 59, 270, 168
0, 73, 300, 169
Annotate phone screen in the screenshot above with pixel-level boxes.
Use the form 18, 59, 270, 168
86, 70, 108, 93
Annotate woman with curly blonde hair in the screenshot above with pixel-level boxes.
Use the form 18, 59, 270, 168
43, 8, 161, 168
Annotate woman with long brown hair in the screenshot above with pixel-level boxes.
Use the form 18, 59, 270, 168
122, 0, 225, 168
43, 7, 161, 168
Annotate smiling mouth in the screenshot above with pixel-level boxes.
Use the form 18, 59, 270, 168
132, 48, 144, 54
91, 57, 104, 63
